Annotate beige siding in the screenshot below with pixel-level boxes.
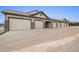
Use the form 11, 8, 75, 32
9, 18, 31, 31
35, 21, 43, 29
33, 13, 47, 19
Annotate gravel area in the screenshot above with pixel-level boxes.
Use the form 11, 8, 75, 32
0, 26, 79, 52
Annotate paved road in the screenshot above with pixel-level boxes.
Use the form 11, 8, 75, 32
0, 26, 79, 52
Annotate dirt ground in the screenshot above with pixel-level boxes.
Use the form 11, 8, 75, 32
0, 26, 79, 52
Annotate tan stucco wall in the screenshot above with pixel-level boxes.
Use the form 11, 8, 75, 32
4, 14, 69, 32
33, 13, 47, 19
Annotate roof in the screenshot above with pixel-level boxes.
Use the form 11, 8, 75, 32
1, 10, 68, 22
2, 10, 49, 19
2, 10, 33, 16
49, 18, 66, 22
27, 10, 40, 15
1, 10, 42, 16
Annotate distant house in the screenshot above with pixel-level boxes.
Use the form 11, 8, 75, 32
1, 10, 69, 32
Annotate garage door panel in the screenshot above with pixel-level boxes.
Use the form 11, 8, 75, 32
35, 21, 43, 29
57, 23, 61, 27
65, 23, 67, 27
61, 23, 64, 27
64, 23, 66, 27
52, 23, 56, 28
67, 23, 68, 27
9, 18, 31, 31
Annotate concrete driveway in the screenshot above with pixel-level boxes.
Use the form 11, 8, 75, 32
0, 26, 79, 52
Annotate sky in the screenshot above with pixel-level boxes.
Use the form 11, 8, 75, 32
0, 6, 79, 23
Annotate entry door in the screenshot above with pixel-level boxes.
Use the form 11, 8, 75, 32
35, 21, 43, 29
9, 18, 31, 31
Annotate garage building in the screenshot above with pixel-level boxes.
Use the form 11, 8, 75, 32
2, 10, 69, 32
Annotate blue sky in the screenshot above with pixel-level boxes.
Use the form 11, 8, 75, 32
0, 6, 79, 23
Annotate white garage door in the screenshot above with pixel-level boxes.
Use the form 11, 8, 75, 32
61, 23, 64, 27
67, 23, 68, 27
57, 23, 61, 27
64, 23, 66, 27
52, 23, 56, 28
9, 18, 31, 31
35, 21, 43, 29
